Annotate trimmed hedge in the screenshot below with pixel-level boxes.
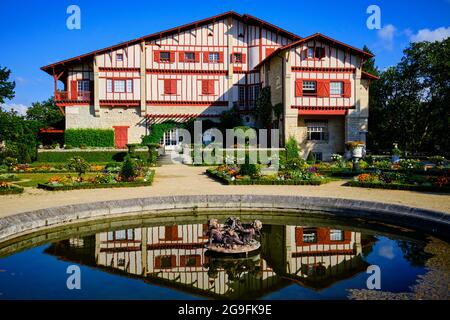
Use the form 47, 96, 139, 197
0, 185, 24, 195
37, 151, 148, 163
346, 180, 450, 193
206, 169, 330, 185
65, 129, 115, 147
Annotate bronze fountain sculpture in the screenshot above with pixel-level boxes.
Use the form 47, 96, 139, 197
205, 217, 262, 255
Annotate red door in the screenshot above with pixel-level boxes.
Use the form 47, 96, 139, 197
113, 126, 129, 148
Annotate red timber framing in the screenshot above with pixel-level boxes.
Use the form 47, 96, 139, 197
146, 100, 227, 106
293, 106, 351, 115
41, 11, 300, 75
145, 113, 221, 123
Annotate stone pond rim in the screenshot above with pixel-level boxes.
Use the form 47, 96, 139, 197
0, 195, 449, 243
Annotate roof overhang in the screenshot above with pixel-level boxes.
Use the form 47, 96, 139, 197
41, 11, 301, 75
255, 33, 374, 69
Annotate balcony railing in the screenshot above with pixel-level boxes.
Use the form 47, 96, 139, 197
55, 90, 91, 101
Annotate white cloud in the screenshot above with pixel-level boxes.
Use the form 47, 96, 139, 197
410, 26, 450, 42
378, 245, 395, 260
1, 103, 29, 115
377, 24, 397, 49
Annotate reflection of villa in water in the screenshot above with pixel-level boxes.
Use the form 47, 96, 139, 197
45, 223, 369, 299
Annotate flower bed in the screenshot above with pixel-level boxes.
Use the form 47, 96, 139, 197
37, 170, 155, 191
206, 166, 330, 186
0, 181, 24, 195
346, 172, 450, 193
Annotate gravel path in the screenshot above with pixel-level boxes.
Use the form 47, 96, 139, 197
1, 164, 449, 217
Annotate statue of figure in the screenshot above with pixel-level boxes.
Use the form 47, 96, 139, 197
205, 217, 262, 250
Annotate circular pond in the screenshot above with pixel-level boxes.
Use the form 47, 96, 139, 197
0, 212, 448, 300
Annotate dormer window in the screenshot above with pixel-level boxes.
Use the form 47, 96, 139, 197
307, 47, 326, 59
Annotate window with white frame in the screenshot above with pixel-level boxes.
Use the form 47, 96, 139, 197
116, 53, 124, 61
209, 52, 219, 62
303, 229, 317, 243
330, 229, 344, 241
114, 80, 125, 93
307, 47, 314, 58
106, 79, 113, 93
306, 120, 329, 141
126, 79, 133, 93
77, 80, 90, 92
107, 79, 133, 93
330, 81, 343, 95
302, 81, 317, 95
233, 53, 243, 63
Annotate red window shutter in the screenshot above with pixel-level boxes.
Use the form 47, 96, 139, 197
165, 226, 179, 240
343, 80, 352, 98
218, 52, 224, 63
194, 52, 200, 62
317, 228, 330, 242
208, 80, 215, 94
179, 52, 185, 62
70, 80, 78, 100
241, 53, 247, 64
169, 52, 175, 63
201, 80, 208, 94
164, 79, 171, 94
343, 231, 352, 241
171, 79, 177, 94
203, 52, 209, 63
231, 53, 236, 63
317, 80, 330, 98
295, 79, 302, 97
295, 227, 304, 246
153, 50, 160, 62
154, 256, 161, 269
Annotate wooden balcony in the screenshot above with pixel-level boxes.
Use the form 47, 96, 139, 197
55, 90, 91, 102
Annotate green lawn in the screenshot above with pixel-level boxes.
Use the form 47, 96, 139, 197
13, 172, 98, 187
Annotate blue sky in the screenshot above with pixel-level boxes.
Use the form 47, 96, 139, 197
1, 0, 449, 113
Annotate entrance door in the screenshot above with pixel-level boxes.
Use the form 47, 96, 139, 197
160, 128, 179, 151
113, 126, 129, 148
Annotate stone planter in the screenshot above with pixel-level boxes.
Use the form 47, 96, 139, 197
351, 145, 364, 159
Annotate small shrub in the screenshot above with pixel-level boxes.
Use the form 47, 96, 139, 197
120, 156, 136, 181
306, 151, 315, 163
285, 137, 300, 161
68, 156, 90, 179
239, 156, 260, 177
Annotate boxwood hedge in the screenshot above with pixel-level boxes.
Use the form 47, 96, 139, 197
37, 150, 148, 163
65, 129, 115, 147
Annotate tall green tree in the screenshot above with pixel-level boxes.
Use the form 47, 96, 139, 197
253, 86, 274, 129
367, 39, 450, 154
0, 66, 15, 105
26, 97, 64, 129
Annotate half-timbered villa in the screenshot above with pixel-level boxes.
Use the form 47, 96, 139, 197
41, 11, 376, 160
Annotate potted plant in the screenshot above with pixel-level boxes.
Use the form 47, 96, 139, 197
391, 143, 401, 163
345, 141, 365, 159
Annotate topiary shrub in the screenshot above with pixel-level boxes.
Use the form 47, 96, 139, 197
306, 151, 315, 163
120, 156, 136, 181
65, 129, 115, 147
239, 155, 260, 177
